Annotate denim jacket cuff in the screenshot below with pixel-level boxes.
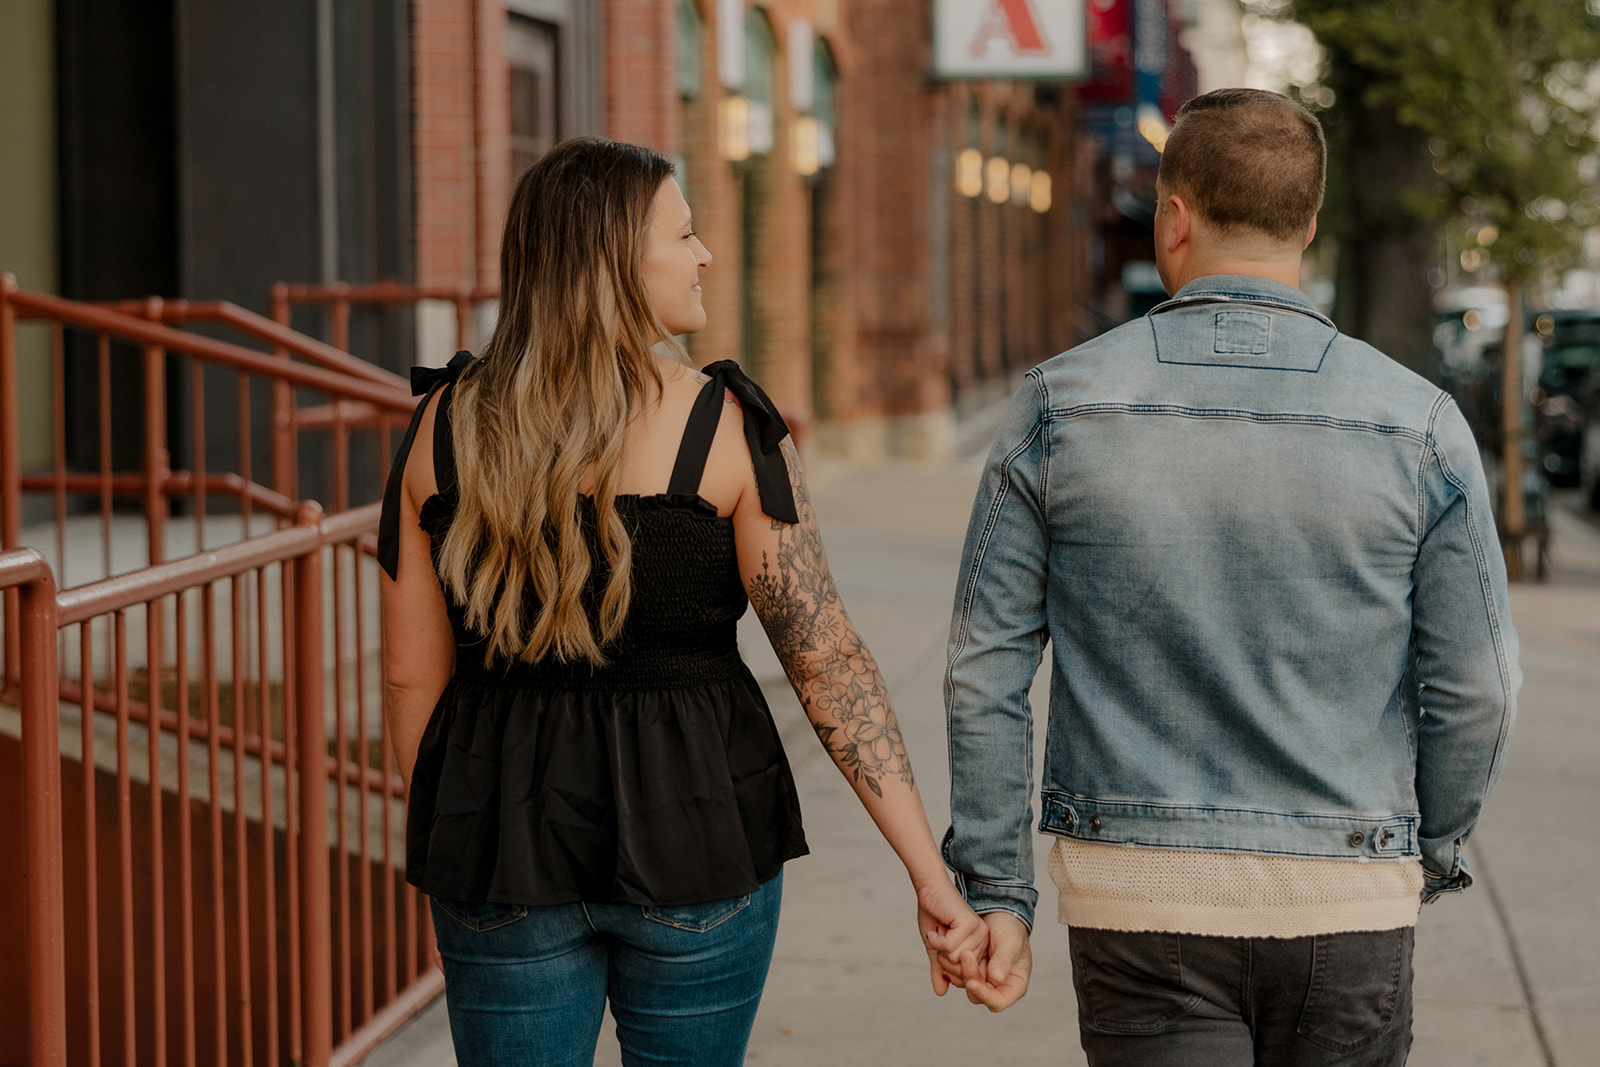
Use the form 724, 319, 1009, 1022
1421, 867, 1473, 904
949, 869, 1037, 932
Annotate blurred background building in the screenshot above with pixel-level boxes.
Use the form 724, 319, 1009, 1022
1, 0, 1219, 467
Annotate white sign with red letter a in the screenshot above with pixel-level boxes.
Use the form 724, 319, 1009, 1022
933, 0, 1088, 79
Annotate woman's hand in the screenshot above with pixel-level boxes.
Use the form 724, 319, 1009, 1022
916, 877, 988, 996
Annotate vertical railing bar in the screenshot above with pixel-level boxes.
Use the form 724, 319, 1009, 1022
283, 559, 302, 1065
354, 546, 374, 1022
331, 297, 350, 356
255, 568, 280, 1067
80, 621, 103, 1067
114, 611, 136, 1067
192, 360, 207, 551
231, 575, 255, 1067
51, 323, 66, 582
269, 285, 297, 508
20, 565, 67, 1067
175, 594, 198, 1067
145, 594, 168, 1064
239, 371, 253, 537
455, 295, 471, 352
0, 275, 22, 686
378, 604, 397, 1005
333, 545, 351, 1039
98, 333, 113, 582
143, 324, 168, 569
333, 402, 350, 515
405, 884, 418, 988
295, 508, 334, 1067
202, 585, 227, 1067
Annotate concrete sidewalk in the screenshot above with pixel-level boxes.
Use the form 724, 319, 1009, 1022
362, 466, 1600, 1066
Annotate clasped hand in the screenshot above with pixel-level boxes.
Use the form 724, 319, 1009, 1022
915, 880, 1032, 1012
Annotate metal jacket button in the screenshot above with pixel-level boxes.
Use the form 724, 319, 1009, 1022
1088, 816, 1102, 833
1348, 831, 1365, 847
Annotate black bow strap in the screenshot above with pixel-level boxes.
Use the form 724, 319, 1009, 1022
702, 360, 800, 525
378, 350, 474, 579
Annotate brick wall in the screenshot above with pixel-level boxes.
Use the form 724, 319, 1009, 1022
413, 0, 1096, 455
412, 0, 506, 288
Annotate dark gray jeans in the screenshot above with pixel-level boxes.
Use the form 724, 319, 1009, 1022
1069, 925, 1415, 1066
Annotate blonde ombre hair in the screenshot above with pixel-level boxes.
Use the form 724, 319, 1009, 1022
437, 138, 679, 665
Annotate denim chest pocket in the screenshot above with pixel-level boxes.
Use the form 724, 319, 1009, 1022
642, 892, 752, 932
434, 896, 530, 933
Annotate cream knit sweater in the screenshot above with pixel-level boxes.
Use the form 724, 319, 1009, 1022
1049, 837, 1423, 937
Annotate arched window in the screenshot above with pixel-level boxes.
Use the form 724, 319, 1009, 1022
812, 39, 838, 170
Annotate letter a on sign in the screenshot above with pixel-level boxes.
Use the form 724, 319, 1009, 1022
970, 0, 1049, 56
933, 0, 1086, 79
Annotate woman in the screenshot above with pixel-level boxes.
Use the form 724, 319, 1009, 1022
378, 137, 982, 1066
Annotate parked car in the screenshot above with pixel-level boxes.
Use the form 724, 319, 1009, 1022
1534, 311, 1600, 486
1577, 362, 1600, 511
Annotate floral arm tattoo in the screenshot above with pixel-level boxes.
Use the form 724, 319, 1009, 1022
746, 440, 915, 797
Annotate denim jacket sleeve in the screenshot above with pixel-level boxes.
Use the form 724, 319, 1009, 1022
942, 373, 1051, 930
1412, 397, 1521, 902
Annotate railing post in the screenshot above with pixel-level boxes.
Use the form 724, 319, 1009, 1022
142, 299, 170, 567
270, 283, 298, 506
2, 274, 22, 687
14, 551, 68, 1067
455, 293, 472, 352
295, 502, 334, 1066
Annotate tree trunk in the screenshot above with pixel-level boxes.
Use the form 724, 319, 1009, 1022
1329, 97, 1440, 381
1500, 274, 1525, 580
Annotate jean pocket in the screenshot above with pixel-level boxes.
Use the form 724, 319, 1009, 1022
1069, 928, 1202, 1035
433, 896, 530, 933
641, 893, 752, 933
1297, 927, 1413, 1053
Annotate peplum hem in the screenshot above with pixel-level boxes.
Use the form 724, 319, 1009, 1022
406, 665, 809, 908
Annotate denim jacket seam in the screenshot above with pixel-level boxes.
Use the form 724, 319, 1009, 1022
1040, 404, 1431, 444
944, 376, 1046, 711
1424, 399, 1517, 811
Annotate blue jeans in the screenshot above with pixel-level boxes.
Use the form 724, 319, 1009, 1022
432, 872, 782, 1066
1069, 925, 1415, 1066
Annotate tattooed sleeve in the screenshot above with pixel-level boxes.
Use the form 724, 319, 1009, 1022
746, 440, 914, 797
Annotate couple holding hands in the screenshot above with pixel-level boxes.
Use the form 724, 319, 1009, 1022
381, 89, 1517, 1067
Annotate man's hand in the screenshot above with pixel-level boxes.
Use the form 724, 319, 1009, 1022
960, 912, 1031, 1012
916, 878, 989, 995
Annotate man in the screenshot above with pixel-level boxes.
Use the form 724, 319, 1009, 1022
939, 89, 1519, 1064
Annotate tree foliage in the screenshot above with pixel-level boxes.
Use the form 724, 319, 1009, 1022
1251, 0, 1600, 283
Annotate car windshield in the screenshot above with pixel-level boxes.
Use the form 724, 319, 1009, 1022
1540, 343, 1600, 394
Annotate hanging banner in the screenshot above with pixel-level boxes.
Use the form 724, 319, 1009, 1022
932, 0, 1088, 80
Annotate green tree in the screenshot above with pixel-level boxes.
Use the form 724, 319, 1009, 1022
1250, 0, 1600, 578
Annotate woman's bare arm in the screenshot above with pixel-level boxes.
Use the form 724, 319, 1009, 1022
379, 394, 456, 792
732, 436, 986, 990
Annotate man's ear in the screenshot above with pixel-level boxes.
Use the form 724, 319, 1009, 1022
1304, 216, 1318, 249
1165, 192, 1193, 254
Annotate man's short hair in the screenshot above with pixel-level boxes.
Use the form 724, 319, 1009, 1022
1158, 88, 1325, 242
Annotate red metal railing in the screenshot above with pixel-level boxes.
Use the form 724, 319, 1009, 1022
1, 506, 440, 1067
1, 273, 442, 1065
271, 279, 816, 445
271, 280, 495, 360
0, 548, 67, 1067
0, 275, 414, 681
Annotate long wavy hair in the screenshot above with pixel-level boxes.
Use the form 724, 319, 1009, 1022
437, 138, 680, 665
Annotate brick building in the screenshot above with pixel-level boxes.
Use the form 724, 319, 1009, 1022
1, 1, 1152, 465
403, 0, 1098, 456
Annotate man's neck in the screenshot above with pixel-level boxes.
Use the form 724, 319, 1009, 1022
1168, 252, 1303, 293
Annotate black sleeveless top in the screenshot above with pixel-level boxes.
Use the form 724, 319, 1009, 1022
378, 356, 809, 906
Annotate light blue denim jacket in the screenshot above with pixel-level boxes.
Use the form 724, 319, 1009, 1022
943, 275, 1520, 930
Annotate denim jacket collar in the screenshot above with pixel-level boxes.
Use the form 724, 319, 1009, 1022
1149, 274, 1334, 329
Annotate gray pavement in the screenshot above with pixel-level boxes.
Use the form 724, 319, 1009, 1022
360, 463, 1600, 1066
